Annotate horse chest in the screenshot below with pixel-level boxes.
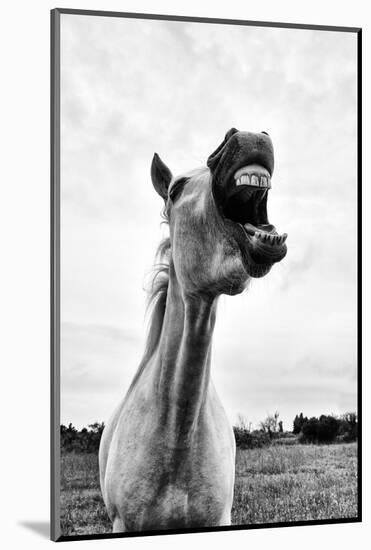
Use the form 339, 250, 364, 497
105, 400, 235, 531
117, 435, 234, 530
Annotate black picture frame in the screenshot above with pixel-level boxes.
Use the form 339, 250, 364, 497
51, 8, 362, 542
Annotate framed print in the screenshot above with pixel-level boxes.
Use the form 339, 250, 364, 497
51, 8, 361, 542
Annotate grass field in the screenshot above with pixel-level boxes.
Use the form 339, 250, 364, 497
60, 442, 358, 536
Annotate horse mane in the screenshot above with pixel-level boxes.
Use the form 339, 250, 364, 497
142, 233, 171, 363
126, 213, 171, 395
126, 166, 208, 396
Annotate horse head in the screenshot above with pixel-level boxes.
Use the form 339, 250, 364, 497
150, 128, 287, 297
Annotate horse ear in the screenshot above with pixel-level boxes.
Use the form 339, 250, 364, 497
151, 153, 172, 201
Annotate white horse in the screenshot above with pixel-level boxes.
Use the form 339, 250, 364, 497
99, 128, 287, 532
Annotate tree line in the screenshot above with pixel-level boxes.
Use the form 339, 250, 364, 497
293, 412, 357, 443
60, 422, 105, 453
232, 410, 357, 449
60, 411, 357, 453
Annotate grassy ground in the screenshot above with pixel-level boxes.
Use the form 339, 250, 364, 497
232, 443, 357, 524
60, 442, 358, 536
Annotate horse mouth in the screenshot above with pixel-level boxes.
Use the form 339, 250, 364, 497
223, 163, 287, 278
207, 128, 287, 278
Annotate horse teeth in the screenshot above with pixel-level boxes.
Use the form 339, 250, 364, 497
236, 175, 249, 186
235, 173, 271, 189
255, 232, 284, 244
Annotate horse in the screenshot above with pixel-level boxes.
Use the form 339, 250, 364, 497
99, 128, 287, 532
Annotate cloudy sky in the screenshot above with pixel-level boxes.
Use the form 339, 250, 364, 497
60, 14, 357, 431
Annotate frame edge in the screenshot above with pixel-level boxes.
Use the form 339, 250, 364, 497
51, 7, 61, 542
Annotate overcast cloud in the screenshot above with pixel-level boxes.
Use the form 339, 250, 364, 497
60, 14, 357, 431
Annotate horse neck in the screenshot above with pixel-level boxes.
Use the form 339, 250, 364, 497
153, 262, 218, 445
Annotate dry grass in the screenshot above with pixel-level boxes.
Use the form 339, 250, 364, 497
232, 443, 358, 524
60, 442, 358, 536
60, 453, 111, 535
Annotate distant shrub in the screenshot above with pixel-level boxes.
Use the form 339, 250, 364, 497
61, 422, 105, 453
233, 428, 271, 449
299, 415, 339, 444
337, 412, 358, 442
293, 413, 308, 435
294, 411, 358, 444
259, 411, 281, 436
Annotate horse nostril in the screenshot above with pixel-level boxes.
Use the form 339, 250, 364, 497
261, 131, 269, 136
